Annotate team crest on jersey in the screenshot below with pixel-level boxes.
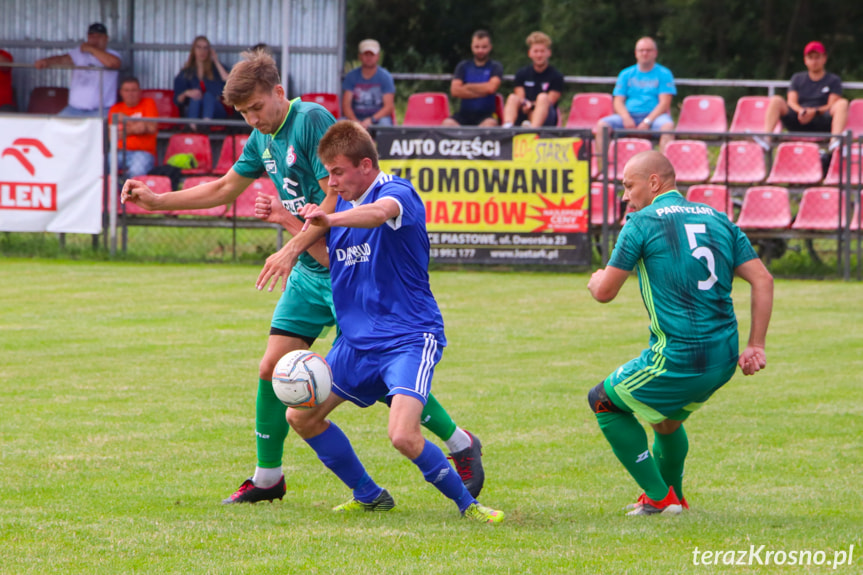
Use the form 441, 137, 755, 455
286, 145, 297, 167
335, 242, 371, 266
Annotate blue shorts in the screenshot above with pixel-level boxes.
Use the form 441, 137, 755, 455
270, 262, 336, 340
327, 334, 443, 408
599, 112, 674, 130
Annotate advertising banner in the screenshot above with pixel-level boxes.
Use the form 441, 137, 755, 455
377, 128, 590, 265
0, 117, 103, 234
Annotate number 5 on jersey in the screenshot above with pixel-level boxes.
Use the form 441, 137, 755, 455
684, 223, 718, 291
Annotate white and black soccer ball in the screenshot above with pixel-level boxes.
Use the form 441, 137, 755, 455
271, 350, 333, 409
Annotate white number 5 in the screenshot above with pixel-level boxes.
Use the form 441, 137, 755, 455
684, 223, 718, 291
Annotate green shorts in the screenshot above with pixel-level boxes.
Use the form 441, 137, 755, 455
270, 262, 336, 340
604, 350, 737, 424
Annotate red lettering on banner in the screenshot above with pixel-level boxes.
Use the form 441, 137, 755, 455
0, 182, 58, 211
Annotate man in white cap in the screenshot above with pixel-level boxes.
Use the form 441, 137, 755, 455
341, 39, 395, 128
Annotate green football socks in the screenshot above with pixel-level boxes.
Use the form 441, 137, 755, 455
256, 378, 289, 469
595, 410, 668, 501
420, 393, 458, 442
653, 424, 688, 500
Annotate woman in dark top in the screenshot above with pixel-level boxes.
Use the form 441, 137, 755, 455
173, 36, 230, 121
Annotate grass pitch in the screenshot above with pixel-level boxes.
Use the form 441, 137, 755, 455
0, 260, 860, 574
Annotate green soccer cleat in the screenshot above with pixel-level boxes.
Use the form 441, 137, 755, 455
332, 488, 396, 513
462, 502, 505, 524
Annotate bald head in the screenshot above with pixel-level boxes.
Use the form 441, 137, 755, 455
621, 151, 678, 211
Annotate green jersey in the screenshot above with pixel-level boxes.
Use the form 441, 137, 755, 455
233, 99, 335, 273
607, 191, 758, 373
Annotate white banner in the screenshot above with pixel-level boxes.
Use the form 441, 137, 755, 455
0, 116, 103, 234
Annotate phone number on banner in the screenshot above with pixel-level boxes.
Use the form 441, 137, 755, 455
427, 232, 589, 265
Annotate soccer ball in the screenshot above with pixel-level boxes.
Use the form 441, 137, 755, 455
271, 350, 333, 408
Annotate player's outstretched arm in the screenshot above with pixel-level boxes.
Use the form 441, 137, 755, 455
254, 193, 330, 269
587, 266, 630, 303
313, 197, 400, 229
121, 169, 252, 211
735, 258, 774, 375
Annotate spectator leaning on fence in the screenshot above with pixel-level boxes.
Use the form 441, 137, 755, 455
757, 41, 848, 153
502, 31, 563, 128
342, 39, 395, 128
109, 77, 159, 178
34, 22, 122, 117
442, 30, 504, 127
595, 37, 676, 154
0, 49, 16, 111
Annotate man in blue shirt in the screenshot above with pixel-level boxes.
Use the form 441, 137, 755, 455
443, 30, 504, 127
596, 37, 677, 153
341, 39, 395, 128
289, 120, 504, 524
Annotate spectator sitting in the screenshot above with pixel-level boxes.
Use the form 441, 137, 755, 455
34, 23, 122, 117
0, 49, 15, 111
109, 77, 159, 178
442, 30, 503, 127
173, 36, 231, 123
758, 41, 848, 152
595, 36, 676, 153
341, 39, 395, 128
502, 32, 564, 128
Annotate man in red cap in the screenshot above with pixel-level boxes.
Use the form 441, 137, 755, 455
758, 41, 848, 152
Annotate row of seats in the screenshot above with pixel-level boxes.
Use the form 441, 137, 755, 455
121, 175, 275, 217
590, 182, 861, 231
593, 138, 861, 186
162, 133, 249, 175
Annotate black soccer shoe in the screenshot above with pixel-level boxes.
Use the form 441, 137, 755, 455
221, 476, 286, 504
449, 430, 485, 498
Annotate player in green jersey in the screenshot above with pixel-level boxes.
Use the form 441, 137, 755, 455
586, 151, 773, 515
122, 49, 485, 504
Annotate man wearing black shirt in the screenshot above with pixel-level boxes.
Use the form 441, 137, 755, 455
502, 31, 564, 128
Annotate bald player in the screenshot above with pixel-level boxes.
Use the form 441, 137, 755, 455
587, 151, 773, 515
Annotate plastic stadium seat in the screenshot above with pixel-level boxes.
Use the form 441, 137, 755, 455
710, 141, 767, 184
765, 142, 823, 185
735, 186, 792, 229
141, 89, 180, 130
686, 184, 733, 219
823, 145, 862, 186
301, 92, 340, 118
729, 96, 778, 133
675, 95, 727, 133
121, 175, 173, 215
403, 92, 450, 126
231, 178, 277, 218
846, 99, 863, 138
213, 134, 250, 175
27, 86, 68, 114
174, 177, 227, 216
664, 140, 709, 183
791, 187, 846, 230
566, 93, 613, 130
164, 133, 212, 175
589, 182, 619, 225
591, 138, 652, 180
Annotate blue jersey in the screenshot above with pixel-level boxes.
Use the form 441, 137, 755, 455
327, 172, 446, 349
453, 58, 504, 115
613, 63, 677, 115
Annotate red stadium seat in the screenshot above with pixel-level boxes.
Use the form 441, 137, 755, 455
589, 182, 619, 226
675, 95, 727, 133
664, 140, 709, 183
173, 177, 227, 216
591, 138, 652, 180
566, 93, 613, 130
710, 141, 767, 184
686, 184, 733, 219
141, 89, 180, 130
213, 134, 250, 175
230, 178, 277, 218
729, 96, 780, 133
736, 186, 792, 229
765, 142, 823, 185
403, 92, 450, 126
121, 175, 173, 215
791, 187, 847, 230
823, 145, 862, 186
27, 86, 69, 114
845, 99, 863, 138
301, 92, 340, 118
164, 133, 212, 175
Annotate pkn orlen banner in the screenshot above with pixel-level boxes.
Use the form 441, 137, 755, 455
377, 129, 590, 265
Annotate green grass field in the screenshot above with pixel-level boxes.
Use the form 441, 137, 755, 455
1, 260, 860, 574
